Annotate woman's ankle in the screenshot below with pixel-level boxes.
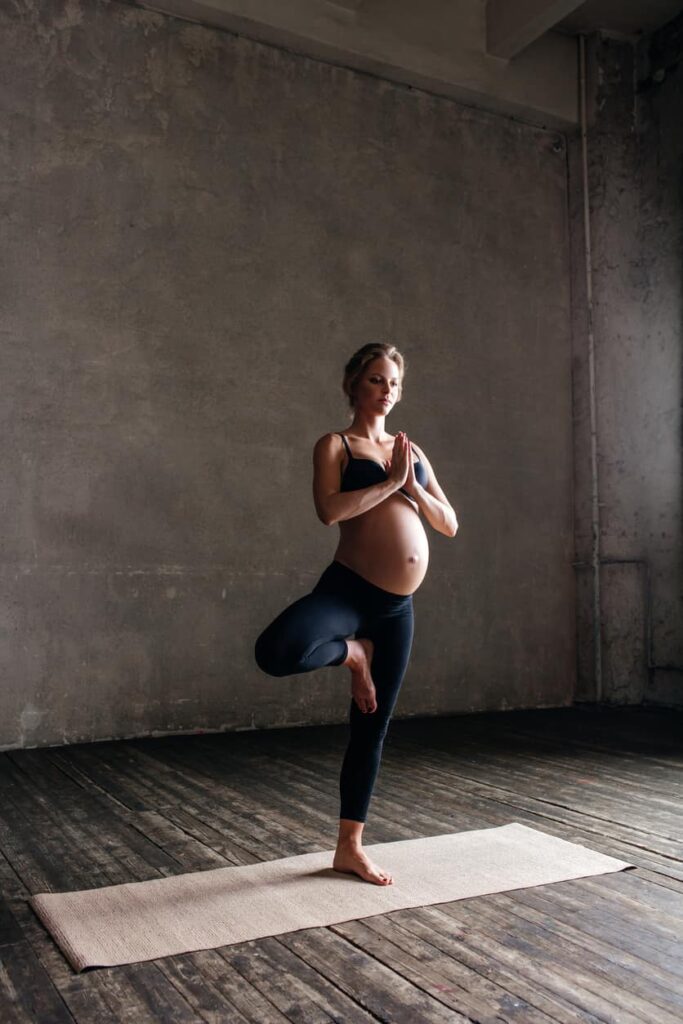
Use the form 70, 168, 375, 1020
337, 818, 365, 848
342, 639, 360, 667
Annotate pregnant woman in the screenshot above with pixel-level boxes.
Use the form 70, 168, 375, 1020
254, 342, 458, 885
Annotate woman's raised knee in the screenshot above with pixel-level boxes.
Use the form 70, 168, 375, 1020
255, 625, 312, 677
254, 632, 290, 677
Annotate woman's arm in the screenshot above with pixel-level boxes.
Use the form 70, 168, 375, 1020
312, 434, 400, 526
405, 441, 458, 538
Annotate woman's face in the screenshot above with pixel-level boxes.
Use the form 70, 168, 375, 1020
354, 357, 401, 414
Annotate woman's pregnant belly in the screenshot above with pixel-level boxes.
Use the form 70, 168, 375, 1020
334, 494, 429, 595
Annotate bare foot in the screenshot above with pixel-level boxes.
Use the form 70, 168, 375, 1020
344, 638, 377, 714
333, 842, 394, 885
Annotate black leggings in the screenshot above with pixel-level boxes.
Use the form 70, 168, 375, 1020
254, 560, 415, 823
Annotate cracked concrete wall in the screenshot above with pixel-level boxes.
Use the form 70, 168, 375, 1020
570, 19, 683, 705
1, 0, 575, 750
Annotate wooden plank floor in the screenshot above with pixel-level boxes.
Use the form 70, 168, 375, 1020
0, 705, 681, 1023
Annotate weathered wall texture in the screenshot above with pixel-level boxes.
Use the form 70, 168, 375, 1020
140, 0, 579, 129
0, 0, 574, 750
570, 19, 683, 705
636, 20, 683, 705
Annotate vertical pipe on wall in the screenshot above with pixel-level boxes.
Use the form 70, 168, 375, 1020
579, 33, 603, 702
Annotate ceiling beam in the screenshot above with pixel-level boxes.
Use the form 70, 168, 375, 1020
325, 0, 364, 8
137, 0, 579, 127
487, 0, 584, 59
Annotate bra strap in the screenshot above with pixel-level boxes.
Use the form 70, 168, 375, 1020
338, 433, 353, 457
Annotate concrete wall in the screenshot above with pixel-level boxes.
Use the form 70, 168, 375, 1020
0, 0, 575, 750
570, 18, 683, 705
141, 0, 579, 129
637, 19, 683, 705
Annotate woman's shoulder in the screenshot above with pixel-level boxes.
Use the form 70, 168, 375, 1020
407, 436, 426, 461
313, 431, 346, 458
315, 430, 345, 445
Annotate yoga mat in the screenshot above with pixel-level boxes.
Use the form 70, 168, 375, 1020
30, 822, 634, 971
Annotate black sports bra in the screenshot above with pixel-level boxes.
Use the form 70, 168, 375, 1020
338, 433, 428, 504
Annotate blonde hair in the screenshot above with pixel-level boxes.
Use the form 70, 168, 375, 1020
342, 343, 406, 411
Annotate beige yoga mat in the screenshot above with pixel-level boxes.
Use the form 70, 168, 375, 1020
30, 822, 634, 971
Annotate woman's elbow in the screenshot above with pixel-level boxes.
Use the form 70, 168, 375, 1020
316, 504, 335, 527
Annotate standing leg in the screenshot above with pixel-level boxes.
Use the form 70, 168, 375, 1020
338, 602, 414, 821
